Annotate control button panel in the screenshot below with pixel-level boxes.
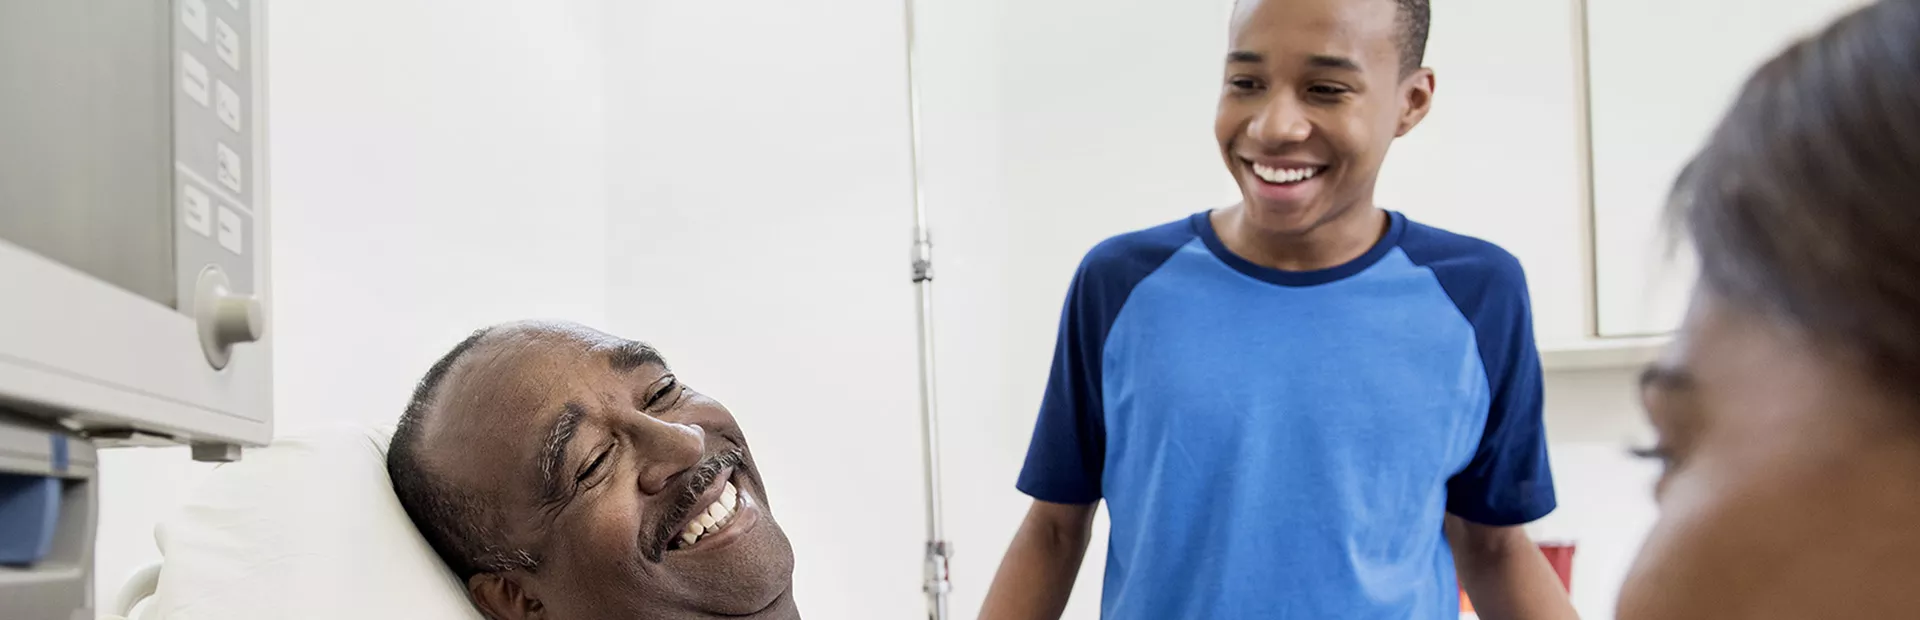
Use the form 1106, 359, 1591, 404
214, 18, 240, 70
215, 80, 241, 131
174, 0, 257, 309
215, 143, 242, 193
182, 0, 209, 42
181, 52, 210, 107
182, 184, 213, 237
216, 206, 243, 255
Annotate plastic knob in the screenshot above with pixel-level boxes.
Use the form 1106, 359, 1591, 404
194, 267, 265, 369
213, 294, 264, 346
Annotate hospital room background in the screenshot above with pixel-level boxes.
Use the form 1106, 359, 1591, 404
1, 0, 1865, 618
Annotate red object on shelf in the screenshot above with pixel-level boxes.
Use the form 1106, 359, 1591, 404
1460, 541, 1575, 612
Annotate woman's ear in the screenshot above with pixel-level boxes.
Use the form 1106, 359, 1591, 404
469, 572, 545, 620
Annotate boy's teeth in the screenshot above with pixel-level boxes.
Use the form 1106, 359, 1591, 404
1252, 162, 1319, 184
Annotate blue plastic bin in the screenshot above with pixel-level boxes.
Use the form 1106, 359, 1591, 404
0, 474, 61, 566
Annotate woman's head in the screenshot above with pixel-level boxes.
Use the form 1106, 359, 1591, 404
1620, 1, 1920, 618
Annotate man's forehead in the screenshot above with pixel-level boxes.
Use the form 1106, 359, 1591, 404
448, 337, 585, 409
488, 320, 640, 351
423, 326, 657, 460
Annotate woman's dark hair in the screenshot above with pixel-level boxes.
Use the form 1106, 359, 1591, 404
1671, 0, 1920, 393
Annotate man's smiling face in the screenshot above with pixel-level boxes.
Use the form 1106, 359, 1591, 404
407, 322, 797, 619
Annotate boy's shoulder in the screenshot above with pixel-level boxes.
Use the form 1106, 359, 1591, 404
1398, 216, 1527, 287
1076, 212, 1202, 280
1065, 210, 1531, 292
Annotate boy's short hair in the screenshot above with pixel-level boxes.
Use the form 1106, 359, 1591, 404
1235, 0, 1431, 76
1393, 0, 1431, 75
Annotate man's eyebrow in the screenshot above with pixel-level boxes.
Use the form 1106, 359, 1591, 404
608, 340, 665, 372
1305, 54, 1362, 72
538, 401, 589, 507
1227, 50, 1263, 64
1639, 365, 1697, 392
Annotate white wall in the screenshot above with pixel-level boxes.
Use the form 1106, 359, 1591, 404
1587, 0, 1868, 337
1377, 0, 1589, 345
96, 0, 614, 609
600, 0, 929, 616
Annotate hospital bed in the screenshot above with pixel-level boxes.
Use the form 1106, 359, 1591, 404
99, 426, 484, 620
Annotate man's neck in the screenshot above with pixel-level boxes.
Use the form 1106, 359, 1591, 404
1211, 203, 1388, 272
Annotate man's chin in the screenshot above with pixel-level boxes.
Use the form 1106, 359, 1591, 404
671, 513, 796, 617
707, 583, 800, 620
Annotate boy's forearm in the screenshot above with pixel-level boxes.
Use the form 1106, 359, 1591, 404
978, 533, 1080, 620
979, 502, 1096, 620
1449, 517, 1580, 620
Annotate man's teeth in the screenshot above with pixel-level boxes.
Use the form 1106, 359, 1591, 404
679, 481, 741, 548
1252, 162, 1321, 184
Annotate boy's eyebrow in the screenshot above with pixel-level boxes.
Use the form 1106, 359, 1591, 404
1306, 54, 1362, 72
1226, 51, 1362, 73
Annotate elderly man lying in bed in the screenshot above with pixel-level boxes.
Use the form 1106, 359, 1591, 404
385, 321, 800, 620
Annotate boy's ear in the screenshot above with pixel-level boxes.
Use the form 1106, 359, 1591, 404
1396, 68, 1437, 137
469, 572, 545, 620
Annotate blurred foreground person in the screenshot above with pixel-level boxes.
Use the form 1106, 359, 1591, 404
1620, 1, 1920, 618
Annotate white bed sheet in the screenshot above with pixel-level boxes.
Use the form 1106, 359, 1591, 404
142, 425, 482, 619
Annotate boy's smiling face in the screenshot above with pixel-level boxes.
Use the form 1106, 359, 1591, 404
1215, 0, 1433, 237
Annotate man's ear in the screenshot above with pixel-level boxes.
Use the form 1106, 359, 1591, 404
1395, 67, 1436, 138
468, 572, 544, 620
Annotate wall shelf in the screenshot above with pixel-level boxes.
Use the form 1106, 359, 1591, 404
1541, 336, 1670, 372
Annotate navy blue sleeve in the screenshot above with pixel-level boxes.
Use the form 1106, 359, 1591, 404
1404, 228, 1557, 526
1015, 220, 1193, 504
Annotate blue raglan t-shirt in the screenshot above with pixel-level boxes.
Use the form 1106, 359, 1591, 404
1016, 210, 1556, 620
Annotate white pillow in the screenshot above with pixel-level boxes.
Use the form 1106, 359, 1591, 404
149, 425, 483, 620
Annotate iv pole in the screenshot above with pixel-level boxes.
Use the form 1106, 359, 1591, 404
899, 0, 952, 615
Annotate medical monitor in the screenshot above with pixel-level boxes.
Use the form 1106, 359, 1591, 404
0, 0, 272, 452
